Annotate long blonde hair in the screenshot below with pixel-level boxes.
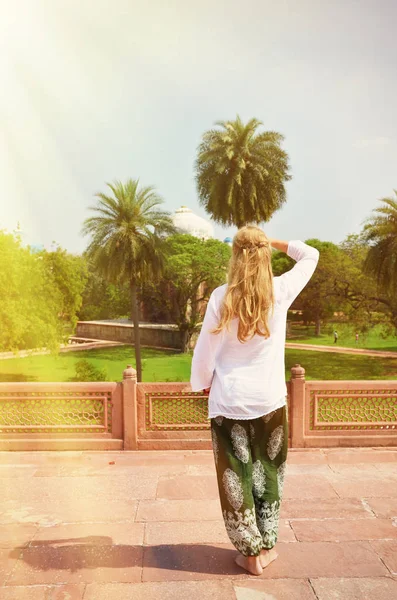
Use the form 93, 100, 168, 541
211, 225, 274, 343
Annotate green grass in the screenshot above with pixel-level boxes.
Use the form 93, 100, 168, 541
0, 347, 190, 383
0, 345, 396, 383
284, 349, 397, 380
288, 323, 397, 352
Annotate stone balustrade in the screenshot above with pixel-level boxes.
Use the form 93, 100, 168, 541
0, 365, 396, 450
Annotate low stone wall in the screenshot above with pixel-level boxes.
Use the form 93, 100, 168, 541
0, 381, 124, 451
1, 364, 396, 451
76, 321, 182, 350
134, 379, 291, 451
290, 365, 397, 448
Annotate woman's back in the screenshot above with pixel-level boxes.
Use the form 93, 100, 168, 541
190, 236, 319, 420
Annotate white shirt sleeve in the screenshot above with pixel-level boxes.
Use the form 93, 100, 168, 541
278, 240, 320, 307
190, 291, 223, 392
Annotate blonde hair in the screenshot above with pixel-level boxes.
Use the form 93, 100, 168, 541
211, 225, 274, 343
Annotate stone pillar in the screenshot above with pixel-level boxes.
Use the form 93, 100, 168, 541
122, 365, 138, 450
290, 363, 306, 448
111, 383, 123, 440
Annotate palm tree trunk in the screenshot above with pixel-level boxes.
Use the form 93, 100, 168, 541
130, 280, 142, 382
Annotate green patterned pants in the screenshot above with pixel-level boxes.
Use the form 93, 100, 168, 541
210, 404, 288, 557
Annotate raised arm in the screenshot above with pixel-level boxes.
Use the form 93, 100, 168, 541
190, 291, 224, 392
271, 239, 320, 307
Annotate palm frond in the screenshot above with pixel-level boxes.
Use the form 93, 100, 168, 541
195, 116, 290, 226
361, 193, 397, 293
82, 179, 175, 285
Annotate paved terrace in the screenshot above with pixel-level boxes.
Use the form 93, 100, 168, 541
0, 448, 396, 600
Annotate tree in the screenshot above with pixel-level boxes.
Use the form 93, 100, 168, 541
78, 264, 130, 321
293, 240, 343, 335
81, 179, 175, 381
0, 231, 64, 352
195, 116, 291, 227
273, 233, 397, 336
271, 247, 294, 277
361, 191, 397, 293
272, 240, 344, 335
40, 246, 88, 334
339, 233, 397, 335
141, 234, 231, 352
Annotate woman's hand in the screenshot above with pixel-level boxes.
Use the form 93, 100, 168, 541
203, 387, 211, 394
268, 238, 289, 253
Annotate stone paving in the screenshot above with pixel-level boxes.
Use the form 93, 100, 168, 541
0, 447, 396, 599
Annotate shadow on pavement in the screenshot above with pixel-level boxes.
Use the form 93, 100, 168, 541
9, 536, 238, 575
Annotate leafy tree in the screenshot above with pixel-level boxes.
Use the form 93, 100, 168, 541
78, 265, 130, 321
294, 240, 342, 335
361, 191, 397, 293
39, 246, 88, 334
271, 247, 294, 276
138, 280, 173, 324
195, 116, 291, 227
338, 233, 397, 335
0, 231, 64, 352
141, 234, 231, 351
81, 179, 175, 381
272, 240, 343, 335
273, 233, 397, 336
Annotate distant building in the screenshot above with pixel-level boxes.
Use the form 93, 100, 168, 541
172, 206, 214, 240
223, 236, 233, 246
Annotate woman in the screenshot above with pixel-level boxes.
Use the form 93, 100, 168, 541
190, 226, 319, 576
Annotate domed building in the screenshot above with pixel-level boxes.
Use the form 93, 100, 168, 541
172, 206, 214, 240
223, 236, 233, 246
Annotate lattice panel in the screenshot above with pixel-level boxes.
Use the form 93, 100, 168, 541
145, 392, 209, 430
309, 389, 397, 431
0, 391, 113, 433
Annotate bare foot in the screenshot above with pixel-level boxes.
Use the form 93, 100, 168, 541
234, 553, 263, 576
259, 547, 278, 569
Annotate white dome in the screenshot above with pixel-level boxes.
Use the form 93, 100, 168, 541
172, 206, 214, 240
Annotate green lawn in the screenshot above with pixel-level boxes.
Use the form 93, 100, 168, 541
0, 345, 396, 383
0, 347, 190, 383
288, 323, 397, 352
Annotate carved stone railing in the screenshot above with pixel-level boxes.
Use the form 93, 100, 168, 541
136, 381, 210, 450
132, 376, 291, 450
130, 365, 396, 450
289, 364, 397, 447
0, 382, 123, 450
0, 364, 395, 450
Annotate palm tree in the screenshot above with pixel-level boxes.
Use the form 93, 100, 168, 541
82, 179, 175, 381
195, 116, 291, 227
362, 191, 397, 293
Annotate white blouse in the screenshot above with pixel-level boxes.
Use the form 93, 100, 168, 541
190, 240, 320, 420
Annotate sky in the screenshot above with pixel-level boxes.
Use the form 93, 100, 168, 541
0, 0, 396, 253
